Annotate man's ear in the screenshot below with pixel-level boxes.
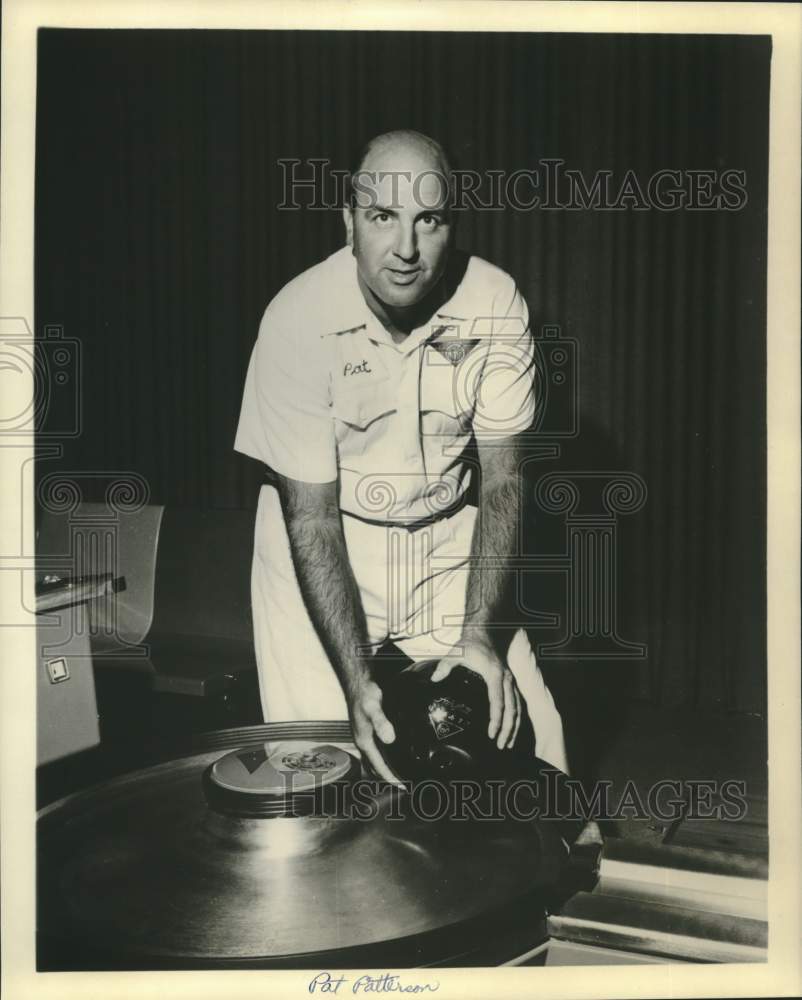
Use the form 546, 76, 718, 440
342, 205, 354, 247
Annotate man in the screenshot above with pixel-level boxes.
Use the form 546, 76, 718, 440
235, 129, 568, 783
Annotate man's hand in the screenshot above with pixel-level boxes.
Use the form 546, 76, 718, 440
346, 675, 403, 785
431, 639, 522, 750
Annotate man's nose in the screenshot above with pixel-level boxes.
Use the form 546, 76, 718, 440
392, 223, 419, 262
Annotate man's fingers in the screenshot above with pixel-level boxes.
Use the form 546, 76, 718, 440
430, 658, 456, 683
497, 672, 516, 748
352, 686, 401, 783
507, 686, 522, 749
359, 732, 403, 785
369, 707, 396, 745
486, 672, 504, 739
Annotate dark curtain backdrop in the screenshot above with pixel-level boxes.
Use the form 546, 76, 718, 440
35, 31, 769, 715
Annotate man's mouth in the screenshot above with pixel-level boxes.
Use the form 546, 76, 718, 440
387, 268, 421, 285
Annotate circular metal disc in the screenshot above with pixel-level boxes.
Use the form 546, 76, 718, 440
38, 726, 567, 966
209, 742, 355, 795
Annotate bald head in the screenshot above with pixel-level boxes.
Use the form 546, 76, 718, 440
347, 130, 453, 209
352, 129, 452, 174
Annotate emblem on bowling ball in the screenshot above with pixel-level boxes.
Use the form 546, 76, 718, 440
427, 697, 471, 740
280, 750, 335, 772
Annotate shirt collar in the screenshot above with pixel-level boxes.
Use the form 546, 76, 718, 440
319, 246, 372, 337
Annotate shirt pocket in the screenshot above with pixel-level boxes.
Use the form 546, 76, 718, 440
332, 378, 396, 432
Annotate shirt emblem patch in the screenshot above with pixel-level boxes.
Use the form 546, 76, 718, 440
430, 339, 481, 366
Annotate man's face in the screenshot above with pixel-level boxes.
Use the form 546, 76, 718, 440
343, 144, 453, 311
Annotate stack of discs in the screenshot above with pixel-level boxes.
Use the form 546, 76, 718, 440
202, 740, 360, 818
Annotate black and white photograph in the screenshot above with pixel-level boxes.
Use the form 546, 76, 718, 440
1, 2, 799, 998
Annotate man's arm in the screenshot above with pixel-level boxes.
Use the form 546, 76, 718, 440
431, 437, 524, 749
274, 473, 400, 783
462, 438, 520, 642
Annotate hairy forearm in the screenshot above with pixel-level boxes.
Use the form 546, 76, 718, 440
462, 464, 521, 649
277, 485, 370, 696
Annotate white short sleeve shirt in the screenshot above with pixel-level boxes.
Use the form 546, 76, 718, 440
235, 246, 535, 523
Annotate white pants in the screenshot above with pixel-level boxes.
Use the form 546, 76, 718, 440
251, 484, 568, 772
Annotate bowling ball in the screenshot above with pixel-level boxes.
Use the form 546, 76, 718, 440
375, 658, 536, 782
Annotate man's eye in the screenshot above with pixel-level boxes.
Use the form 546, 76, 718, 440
373, 213, 393, 226
419, 215, 441, 231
